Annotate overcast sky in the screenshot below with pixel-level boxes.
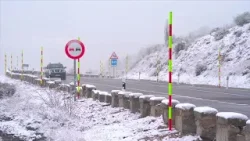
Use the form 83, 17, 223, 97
1, 0, 250, 74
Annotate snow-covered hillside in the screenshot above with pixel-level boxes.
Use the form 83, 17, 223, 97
127, 23, 250, 88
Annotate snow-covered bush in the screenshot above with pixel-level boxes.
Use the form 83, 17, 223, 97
195, 63, 207, 76
234, 12, 250, 26
174, 42, 185, 55
212, 28, 229, 41
0, 82, 16, 98
234, 30, 243, 37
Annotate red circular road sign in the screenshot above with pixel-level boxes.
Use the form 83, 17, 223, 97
65, 39, 85, 59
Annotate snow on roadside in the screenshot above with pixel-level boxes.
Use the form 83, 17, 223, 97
194, 106, 218, 114
0, 76, 200, 141
216, 112, 248, 120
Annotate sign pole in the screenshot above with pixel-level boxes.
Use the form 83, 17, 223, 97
74, 59, 76, 101
168, 11, 173, 131
65, 38, 85, 101
77, 37, 81, 99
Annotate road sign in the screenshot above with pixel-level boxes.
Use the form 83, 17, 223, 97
110, 52, 118, 59
65, 39, 85, 59
111, 59, 117, 66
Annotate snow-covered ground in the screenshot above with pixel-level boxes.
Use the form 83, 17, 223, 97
127, 23, 250, 89
0, 76, 201, 141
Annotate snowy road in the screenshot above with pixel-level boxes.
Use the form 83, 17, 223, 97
64, 76, 250, 117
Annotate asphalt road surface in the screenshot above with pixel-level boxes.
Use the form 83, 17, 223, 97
62, 76, 250, 118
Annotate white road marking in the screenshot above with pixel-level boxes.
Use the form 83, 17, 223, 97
86, 82, 250, 107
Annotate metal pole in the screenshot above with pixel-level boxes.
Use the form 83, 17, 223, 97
77, 58, 80, 99
74, 59, 76, 101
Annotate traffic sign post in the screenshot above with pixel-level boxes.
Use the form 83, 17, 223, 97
65, 39, 85, 101
110, 52, 118, 78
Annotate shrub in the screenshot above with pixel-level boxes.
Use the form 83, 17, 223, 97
234, 30, 243, 37
234, 12, 250, 26
174, 42, 185, 55
195, 64, 207, 76
213, 28, 229, 41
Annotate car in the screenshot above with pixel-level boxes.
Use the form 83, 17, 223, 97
44, 63, 67, 80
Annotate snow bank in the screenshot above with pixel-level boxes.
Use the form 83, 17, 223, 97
161, 99, 180, 105
247, 120, 250, 124
175, 103, 196, 110
92, 90, 100, 94
54, 80, 61, 83
47, 81, 55, 84
118, 91, 131, 95
129, 93, 143, 98
150, 97, 166, 101
139, 95, 154, 99
99, 91, 109, 95
111, 90, 121, 93
162, 135, 201, 141
216, 112, 248, 120
194, 106, 218, 114
85, 84, 96, 88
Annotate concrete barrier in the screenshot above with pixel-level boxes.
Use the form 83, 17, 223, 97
129, 93, 143, 113
194, 106, 218, 141
46, 81, 56, 88
139, 95, 155, 118
86, 85, 96, 98
82, 84, 87, 97
104, 93, 112, 104
98, 91, 107, 102
149, 97, 166, 117
245, 120, 250, 141
118, 91, 131, 109
161, 99, 180, 125
54, 80, 61, 87
216, 112, 248, 141
59, 84, 70, 92
175, 103, 196, 135
6, 71, 250, 140
92, 90, 99, 100
111, 90, 121, 107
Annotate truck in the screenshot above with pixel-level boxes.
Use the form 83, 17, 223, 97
44, 63, 67, 80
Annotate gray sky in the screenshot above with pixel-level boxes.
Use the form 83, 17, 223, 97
1, 0, 250, 74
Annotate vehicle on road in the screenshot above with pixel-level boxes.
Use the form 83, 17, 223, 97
44, 63, 67, 80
